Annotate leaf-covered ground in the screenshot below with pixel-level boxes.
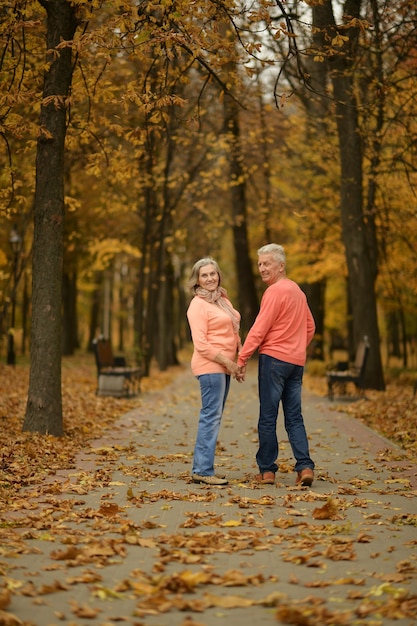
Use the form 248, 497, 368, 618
1, 355, 415, 504
0, 355, 179, 505
0, 355, 416, 626
304, 372, 417, 456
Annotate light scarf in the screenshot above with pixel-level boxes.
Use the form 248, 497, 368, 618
195, 286, 240, 335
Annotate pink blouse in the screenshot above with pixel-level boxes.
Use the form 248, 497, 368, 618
187, 296, 241, 375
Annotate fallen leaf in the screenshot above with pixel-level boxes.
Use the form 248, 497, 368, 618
202, 592, 255, 608
0, 591, 11, 610
70, 600, 101, 618
0, 610, 23, 626
312, 498, 344, 520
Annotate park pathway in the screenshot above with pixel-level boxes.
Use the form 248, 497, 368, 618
1, 361, 416, 626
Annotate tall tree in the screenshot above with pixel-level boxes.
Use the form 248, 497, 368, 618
222, 43, 259, 333
309, 0, 385, 389
296, 6, 331, 362
23, 0, 79, 435
224, 92, 259, 334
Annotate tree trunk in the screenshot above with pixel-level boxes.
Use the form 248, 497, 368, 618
23, 0, 78, 435
62, 269, 78, 356
155, 112, 178, 371
21, 270, 30, 356
314, 0, 385, 390
88, 281, 101, 351
297, 11, 329, 363
301, 281, 325, 361
223, 93, 259, 335
156, 257, 179, 370
332, 55, 385, 390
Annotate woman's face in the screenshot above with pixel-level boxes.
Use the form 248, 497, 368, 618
197, 263, 219, 291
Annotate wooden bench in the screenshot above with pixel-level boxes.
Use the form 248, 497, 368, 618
327, 336, 370, 401
92, 337, 141, 397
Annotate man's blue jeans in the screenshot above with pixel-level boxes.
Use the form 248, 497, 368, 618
192, 373, 230, 476
257, 354, 314, 474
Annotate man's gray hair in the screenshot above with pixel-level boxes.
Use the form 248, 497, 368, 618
258, 243, 286, 265
188, 257, 222, 291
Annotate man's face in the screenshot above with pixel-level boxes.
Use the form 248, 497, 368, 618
198, 264, 219, 291
258, 254, 283, 286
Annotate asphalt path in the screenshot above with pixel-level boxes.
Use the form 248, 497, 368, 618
1, 361, 416, 626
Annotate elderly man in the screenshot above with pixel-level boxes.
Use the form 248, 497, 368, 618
237, 243, 316, 487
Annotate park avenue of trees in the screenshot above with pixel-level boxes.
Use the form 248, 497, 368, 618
0, 0, 416, 434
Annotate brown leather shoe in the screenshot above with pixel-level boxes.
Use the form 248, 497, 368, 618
255, 471, 275, 484
296, 468, 314, 487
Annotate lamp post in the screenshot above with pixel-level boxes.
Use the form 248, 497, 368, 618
7, 225, 22, 366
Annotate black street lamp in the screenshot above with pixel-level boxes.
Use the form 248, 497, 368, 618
7, 225, 22, 366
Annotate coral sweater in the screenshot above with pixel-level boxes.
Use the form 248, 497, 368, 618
237, 278, 315, 367
187, 296, 241, 375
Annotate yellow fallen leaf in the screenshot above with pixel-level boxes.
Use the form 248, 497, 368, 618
138, 538, 158, 548
384, 478, 411, 485
177, 570, 212, 586
92, 586, 126, 600
0, 609, 22, 625
368, 583, 407, 597
129, 581, 156, 596
0, 590, 11, 610
222, 520, 242, 527
203, 592, 255, 608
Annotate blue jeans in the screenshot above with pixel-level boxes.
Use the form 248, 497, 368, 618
193, 373, 230, 476
256, 354, 314, 474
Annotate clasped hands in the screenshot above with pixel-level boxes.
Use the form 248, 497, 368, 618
219, 352, 245, 382
230, 363, 246, 383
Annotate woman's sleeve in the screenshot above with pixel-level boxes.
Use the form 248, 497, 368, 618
187, 299, 219, 361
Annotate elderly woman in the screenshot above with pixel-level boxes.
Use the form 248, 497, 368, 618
187, 257, 242, 485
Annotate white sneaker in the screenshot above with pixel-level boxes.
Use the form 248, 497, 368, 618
192, 474, 228, 485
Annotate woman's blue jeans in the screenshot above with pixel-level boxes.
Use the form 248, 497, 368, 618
257, 354, 314, 474
193, 373, 230, 476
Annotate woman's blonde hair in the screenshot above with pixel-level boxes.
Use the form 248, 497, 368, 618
188, 257, 222, 291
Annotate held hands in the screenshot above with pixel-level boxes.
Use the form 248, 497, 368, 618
235, 364, 246, 383
214, 351, 246, 382
226, 360, 245, 383
227, 360, 240, 381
